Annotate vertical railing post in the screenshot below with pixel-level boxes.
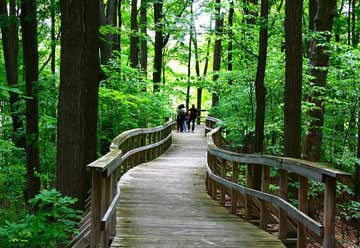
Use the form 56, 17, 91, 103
231, 162, 239, 214
220, 159, 226, 206
323, 176, 336, 248
245, 165, 253, 221
90, 170, 106, 248
279, 170, 288, 240
297, 175, 308, 248
260, 165, 270, 230
210, 155, 217, 199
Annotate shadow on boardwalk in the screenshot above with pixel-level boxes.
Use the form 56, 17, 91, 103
110, 126, 285, 248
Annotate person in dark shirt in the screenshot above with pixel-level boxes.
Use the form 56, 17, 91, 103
187, 104, 198, 132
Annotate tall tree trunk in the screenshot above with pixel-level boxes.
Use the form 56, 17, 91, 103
253, 0, 268, 190
57, 0, 100, 210
352, 0, 358, 46
355, 110, 360, 200
284, 0, 302, 158
20, 0, 40, 204
140, 0, 147, 75
130, 0, 139, 68
303, 0, 337, 162
0, 0, 25, 148
114, 0, 122, 52
212, 0, 223, 106
347, 0, 351, 45
227, 1, 234, 85
99, 0, 117, 64
153, 0, 163, 92
186, 27, 192, 111
50, 0, 56, 74
191, 1, 202, 123
309, 0, 317, 31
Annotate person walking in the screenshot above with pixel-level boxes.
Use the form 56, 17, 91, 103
176, 104, 186, 132
188, 104, 198, 132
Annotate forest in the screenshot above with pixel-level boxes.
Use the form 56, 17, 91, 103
0, 0, 359, 247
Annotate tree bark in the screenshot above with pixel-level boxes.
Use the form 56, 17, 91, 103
130, 0, 139, 68
212, 0, 223, 106
57, 0, 100, 210
253, 0, 268, 190
303, 0, 337, 161
140, 0, 147, 75
0, 0, 25, 148
227, 1, 234, 85
355, 110, 360, 200
20, 0, 41, 204
153, 0, 163, 92
284, 0, 302, 158
186, 26, 192, 111
99, 0, 117, 64
352, 0, 358, 46
50, 0, 56, 74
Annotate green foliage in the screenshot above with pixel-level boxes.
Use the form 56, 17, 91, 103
0, 189, 81, 248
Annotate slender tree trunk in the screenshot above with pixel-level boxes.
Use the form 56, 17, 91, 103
355, 110, 360, 200
347, 0, 351, 45
114, 0, 122, 52
57, 0, 100, 210
284, 0, 302, 158
50, 0, 56, 74
309, 0, 317, 35
352, 0, 358, 46
140, 0, 148, 75
212, 0, 223, 106
303, 0, 337, 162
20, 0, 40, 204
186, 27, 192, 111
99, 0, 117, 64
191, 1, 202, 123
227, 1, 234, 85
130, 0, 139, 68
0, 0, 25, 148
253, 0, 268, 190
153, 0, 163, 92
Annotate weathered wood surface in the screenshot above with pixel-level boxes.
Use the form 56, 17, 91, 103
110, 127, 285, 247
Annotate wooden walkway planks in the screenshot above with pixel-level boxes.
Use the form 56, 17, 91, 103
110, 127, 285, 248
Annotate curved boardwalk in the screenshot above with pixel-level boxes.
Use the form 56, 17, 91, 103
110, 126, 285, 248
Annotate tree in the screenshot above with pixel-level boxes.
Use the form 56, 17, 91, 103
153, 0, 163, 91
140, 0, 148, 75
0, 0, 25, 148
227, 1, 234, 85
303, 0, 337, 162
212, 0, 223, 106
356, 110, 360, 200
253, 0, 268, 190
186, 24, 192, 111
99, 0, 117, 64
57, 0, 100, 210
20, 0, 41, 205
130, 0, 139, 68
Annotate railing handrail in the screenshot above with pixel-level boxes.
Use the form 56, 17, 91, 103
205, 117, 350, 181
205, 116, 351, 248
76, 120, 176, 248
87, 120, 175, 174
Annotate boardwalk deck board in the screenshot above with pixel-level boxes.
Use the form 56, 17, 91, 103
111, 127, 285, 248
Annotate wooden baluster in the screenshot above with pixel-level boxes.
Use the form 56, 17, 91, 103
323, 176, 336, 248
140, 134, 145, 163
103, 175, 112, 248
206, 153, 211, 194
297, 175, 309, 248
210, 155, 217, 199
231, 162, 239, 214
111, 171, 117, 240
220, 159, 226, 206
90, 171, 106, 248
260, 165, 270, 230
279, 170, 288, 240
245, 165, 253, 221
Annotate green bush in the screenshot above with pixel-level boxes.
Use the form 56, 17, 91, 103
0, 189, 81, 248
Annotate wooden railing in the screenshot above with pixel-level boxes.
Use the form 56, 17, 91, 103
205, 117, 350, 248
69, 120, 176, 248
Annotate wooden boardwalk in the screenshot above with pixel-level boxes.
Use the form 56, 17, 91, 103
110, 126, 285, 248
